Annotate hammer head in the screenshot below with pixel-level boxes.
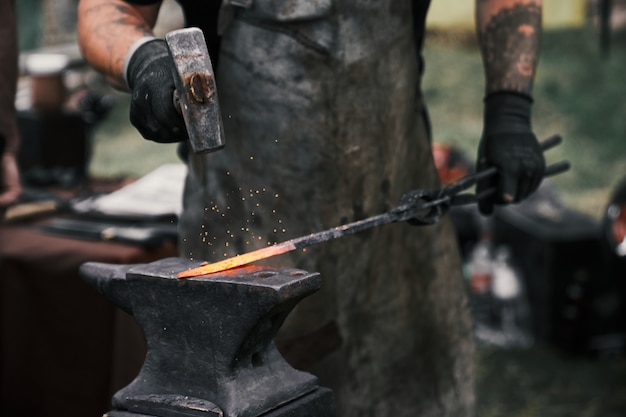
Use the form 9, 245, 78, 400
165, 28, 225, 154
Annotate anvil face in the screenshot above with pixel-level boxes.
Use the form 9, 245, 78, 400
80, 257, 331, 417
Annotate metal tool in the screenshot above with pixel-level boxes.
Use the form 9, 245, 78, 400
39, 218, 178, 248
165, 28, 225, 154
178, 135, 570, 278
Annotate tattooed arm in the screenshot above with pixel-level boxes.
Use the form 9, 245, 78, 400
473, 0, 545, 214
77, 0, 162, 90
78, 0, 187, 142
475, 0, 542, 95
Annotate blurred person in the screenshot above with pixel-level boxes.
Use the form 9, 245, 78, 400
0, 0, 21, 208
77, 1, 545, 416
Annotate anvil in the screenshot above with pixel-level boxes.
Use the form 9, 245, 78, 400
80, 257, 335, 417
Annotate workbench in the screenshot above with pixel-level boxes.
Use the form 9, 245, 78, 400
0, 205, 177, 417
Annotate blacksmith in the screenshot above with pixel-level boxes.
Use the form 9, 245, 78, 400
76, 1, 545, 415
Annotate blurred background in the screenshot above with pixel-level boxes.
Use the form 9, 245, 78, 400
9, 1, 626, 416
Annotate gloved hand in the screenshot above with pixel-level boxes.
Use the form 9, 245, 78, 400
476, 92, 545, 215
126, 39, 187, 143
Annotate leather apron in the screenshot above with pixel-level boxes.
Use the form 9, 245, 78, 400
179, 1, 474, 416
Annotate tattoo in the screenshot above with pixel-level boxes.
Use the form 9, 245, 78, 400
479, 2, 541, 94
82, 3, 153, 79
113, 4, 153, 36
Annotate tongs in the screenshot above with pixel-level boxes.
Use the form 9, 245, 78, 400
178, 135, 569, 277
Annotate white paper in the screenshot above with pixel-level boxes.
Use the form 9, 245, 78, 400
74, 164, 187, 217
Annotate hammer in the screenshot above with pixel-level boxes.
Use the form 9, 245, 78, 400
165, 28, 225, 154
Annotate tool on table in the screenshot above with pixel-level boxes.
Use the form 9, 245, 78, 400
165, 27, 225, 154
179, 135, 570, 278
40, 217, 178, 248
1, 183, 72, 223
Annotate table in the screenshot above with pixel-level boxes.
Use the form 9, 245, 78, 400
0, 216, 177, 417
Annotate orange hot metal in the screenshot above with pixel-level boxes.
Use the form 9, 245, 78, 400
177, 241, 297, 278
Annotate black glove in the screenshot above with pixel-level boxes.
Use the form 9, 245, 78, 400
127, 39, 187, 143
476, 92, 545, 215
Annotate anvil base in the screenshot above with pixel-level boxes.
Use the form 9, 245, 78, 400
104, 388, 335, 417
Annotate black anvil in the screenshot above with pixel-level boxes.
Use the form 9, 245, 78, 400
80, 257, 335, 417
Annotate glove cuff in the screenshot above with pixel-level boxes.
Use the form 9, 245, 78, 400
125, 37, 168, 89
483, 91, 533, 135
484, 91, 533, 104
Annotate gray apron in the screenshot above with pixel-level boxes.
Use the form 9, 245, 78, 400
180, 1, 474, 416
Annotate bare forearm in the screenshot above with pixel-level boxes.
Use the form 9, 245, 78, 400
0, 0, 19, 154
77, 0, 161, 89
476, 0, 542, 95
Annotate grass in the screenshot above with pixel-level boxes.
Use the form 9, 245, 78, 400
87, 91, 181, 178
476, 345, 626, 417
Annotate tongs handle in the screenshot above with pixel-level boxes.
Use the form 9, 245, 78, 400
459, 134, 570, 203
401, 134, 570, 224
